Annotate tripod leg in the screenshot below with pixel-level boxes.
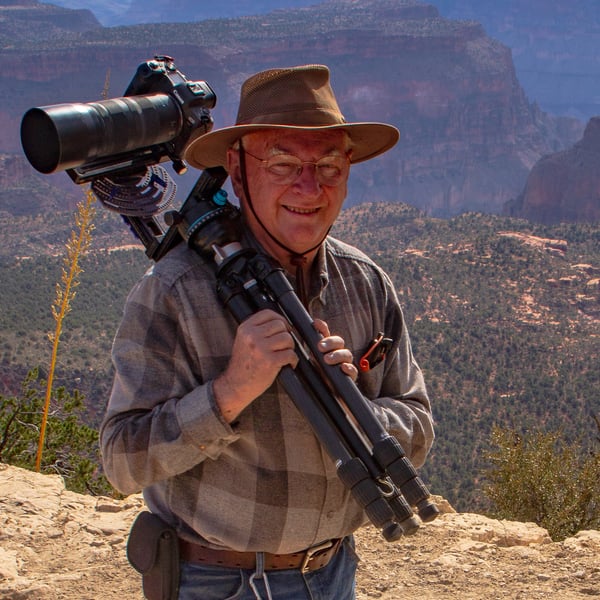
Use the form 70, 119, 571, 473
373, 437, 439, 523
336, 457, 404, 542
251, 255, 439, 522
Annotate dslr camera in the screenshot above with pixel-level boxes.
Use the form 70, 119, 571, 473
20, 55, 216, 184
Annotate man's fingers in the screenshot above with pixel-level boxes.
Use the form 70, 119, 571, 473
340, 362, 359, 382
313, 318, 331, 338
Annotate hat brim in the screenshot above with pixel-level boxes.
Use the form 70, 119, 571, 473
183, 122, 399, 170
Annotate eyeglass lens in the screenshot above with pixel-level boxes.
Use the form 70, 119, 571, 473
246, 150, 349, 186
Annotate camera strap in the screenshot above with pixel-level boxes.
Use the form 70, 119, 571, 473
238, 141, 331, 307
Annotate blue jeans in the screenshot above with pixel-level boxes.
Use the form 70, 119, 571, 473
178, 537, 358, 600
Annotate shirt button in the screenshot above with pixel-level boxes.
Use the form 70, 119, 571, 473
327, 511, 336, 519
199, 445, 206, 450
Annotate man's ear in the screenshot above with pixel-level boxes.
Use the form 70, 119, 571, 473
226, 148, 244, 199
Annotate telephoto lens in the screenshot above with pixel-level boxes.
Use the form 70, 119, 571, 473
20, 94, 182, 174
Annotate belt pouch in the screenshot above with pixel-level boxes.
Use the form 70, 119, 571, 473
127, 511, 180, 600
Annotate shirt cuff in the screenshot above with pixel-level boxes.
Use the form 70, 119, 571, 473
176, 380, 240, 459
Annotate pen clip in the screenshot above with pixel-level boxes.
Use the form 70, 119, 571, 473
359, 332, 393, 372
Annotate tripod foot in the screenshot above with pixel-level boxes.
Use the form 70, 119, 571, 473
416, 498, 440, 523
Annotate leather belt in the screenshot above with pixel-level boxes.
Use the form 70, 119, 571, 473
179, 538, 343, 573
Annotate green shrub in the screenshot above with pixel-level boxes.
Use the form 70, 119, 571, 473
0, 368, 114, 496
482, 423, 600, 541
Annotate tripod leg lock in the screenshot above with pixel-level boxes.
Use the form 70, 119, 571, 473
372, 437, 440, 523
337, 457, 405, 542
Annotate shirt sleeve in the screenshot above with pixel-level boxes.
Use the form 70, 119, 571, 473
356, 268, 435, 469
367, 317, 435, 469
100, 263, 240, 495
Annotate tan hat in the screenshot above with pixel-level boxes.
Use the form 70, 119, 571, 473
184, 64, 399, 169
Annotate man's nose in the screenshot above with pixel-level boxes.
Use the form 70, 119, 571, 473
293, 163, 321, 195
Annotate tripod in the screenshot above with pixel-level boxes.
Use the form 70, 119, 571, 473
165, 167, 439, 542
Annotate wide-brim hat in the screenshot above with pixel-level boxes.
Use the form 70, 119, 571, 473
184, 64, 399, 169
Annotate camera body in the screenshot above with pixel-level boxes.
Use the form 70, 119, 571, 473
122, 55, 216, 169
20, 55, 216, 183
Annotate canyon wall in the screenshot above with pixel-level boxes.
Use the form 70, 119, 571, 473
0, 0, 587, 219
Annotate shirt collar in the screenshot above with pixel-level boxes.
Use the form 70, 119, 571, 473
240, 227, 331, 307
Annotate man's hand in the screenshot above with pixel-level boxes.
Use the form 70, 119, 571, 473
214, 313, 357, 423
313, 318, 358, 382
214, 309, 298, 423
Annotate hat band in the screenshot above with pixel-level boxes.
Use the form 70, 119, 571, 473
238, 108, 346, 127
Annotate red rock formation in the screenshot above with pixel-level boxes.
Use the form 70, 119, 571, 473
0, 0, 584, 218
506, 117, 600, 224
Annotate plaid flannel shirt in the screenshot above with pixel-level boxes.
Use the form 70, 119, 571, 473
100, 234, 434, 554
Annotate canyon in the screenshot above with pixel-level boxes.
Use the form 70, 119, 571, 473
1, 0, 592, 221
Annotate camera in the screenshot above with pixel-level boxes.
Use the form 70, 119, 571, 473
20, 55, 216, 183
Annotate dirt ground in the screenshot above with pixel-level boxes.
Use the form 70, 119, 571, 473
354, 513, 600, 599
1, 465, 598, 599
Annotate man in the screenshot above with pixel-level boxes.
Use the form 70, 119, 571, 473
100, 64, 434, 600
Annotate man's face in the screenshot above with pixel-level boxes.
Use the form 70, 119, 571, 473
227, 129, 351, 263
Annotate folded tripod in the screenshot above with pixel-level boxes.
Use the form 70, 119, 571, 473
151, 166, 439, 541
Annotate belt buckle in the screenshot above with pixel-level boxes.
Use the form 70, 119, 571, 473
300, 540, 334, 573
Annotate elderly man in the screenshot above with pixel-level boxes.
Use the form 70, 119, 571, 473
101, 64, 434, 600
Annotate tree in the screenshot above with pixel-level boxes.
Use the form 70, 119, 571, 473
482, 421, 600, 541
0, 368, 114, 496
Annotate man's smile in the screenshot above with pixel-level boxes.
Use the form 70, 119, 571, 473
283, 205, 321, 215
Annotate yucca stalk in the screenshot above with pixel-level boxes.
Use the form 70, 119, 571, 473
35, 189, 96, 471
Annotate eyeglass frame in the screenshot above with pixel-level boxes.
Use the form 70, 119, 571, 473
239, 143, 351, 187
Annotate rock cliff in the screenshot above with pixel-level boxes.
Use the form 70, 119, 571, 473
0, 0, 100, 45
506, 117, 600, 224
434, 0, 600, 122
1, 464, 599, 599
0, 0, 585, 218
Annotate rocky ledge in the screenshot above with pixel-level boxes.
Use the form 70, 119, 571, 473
1, 464, 599, 599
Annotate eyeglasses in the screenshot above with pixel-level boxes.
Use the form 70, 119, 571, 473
242, 147, 350, 187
